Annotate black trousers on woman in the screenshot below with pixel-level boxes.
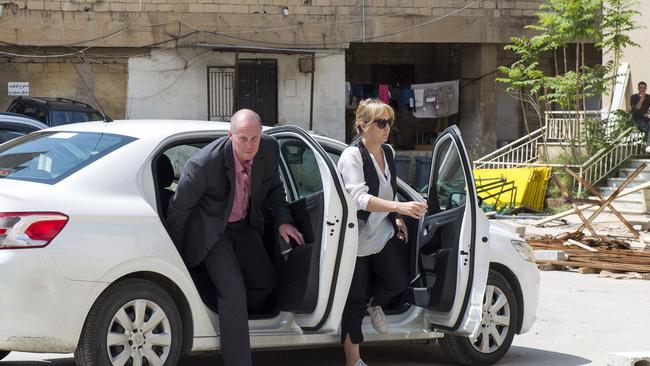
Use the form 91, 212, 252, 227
340, 235, 410, 344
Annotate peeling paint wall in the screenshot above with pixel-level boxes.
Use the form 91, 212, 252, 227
127, 49, 345, 141
0, 61, 127, 118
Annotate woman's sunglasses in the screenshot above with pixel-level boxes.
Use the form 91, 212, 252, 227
370, 118, 393, 129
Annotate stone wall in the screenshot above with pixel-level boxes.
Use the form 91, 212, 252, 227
0, 0, 545, 47
0, 56, 127, 118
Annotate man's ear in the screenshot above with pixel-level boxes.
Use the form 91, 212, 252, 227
228, 130, 233, 140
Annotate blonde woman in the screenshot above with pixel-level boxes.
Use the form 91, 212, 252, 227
337, 99, 427, 366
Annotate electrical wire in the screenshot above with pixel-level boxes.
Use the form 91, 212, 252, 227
178, 0, 484, 48
0, 1, 484, 57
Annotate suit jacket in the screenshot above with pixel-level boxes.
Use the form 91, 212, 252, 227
166, 134, 293, 268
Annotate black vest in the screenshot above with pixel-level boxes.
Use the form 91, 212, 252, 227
352, 139, 398, 222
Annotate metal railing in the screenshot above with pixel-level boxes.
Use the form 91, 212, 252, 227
578, 127, 646, 192
544, 111, 602, 142
474, 111, 645, 195
474, 127, 546, 169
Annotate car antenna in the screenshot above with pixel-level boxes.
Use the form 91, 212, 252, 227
71, 59, 113, 123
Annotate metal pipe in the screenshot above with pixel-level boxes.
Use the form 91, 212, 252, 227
362, 0, 365, 43
309, 52, 315, 131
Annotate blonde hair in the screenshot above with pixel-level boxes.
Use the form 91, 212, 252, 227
353, 98, 395, 136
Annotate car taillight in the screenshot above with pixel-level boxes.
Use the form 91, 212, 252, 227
0, 212, 68, 249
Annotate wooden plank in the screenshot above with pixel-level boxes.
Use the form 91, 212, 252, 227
536, 259, 650, 273
564, 166, 640, 238
565, 239, 598, 252
536, 180, 650, 226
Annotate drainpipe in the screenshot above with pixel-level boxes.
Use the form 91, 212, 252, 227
234, 50, 239, 112
309, 52, 315, 131
362, 0, 365, 43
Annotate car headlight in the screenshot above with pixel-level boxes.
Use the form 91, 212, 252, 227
510, 239, 535, 262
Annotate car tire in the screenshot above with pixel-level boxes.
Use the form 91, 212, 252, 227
0, 350, 9, 360
74, 278, 183, 366
438, 270, 518, 366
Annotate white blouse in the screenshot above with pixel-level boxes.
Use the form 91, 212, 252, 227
338, 146, 395, 257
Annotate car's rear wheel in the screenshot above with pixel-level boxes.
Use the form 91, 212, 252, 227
438, 270, 518, 365
0, 350, 10, 360
75, 279, 183, 366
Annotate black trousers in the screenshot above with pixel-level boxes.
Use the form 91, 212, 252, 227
340, 235, 410, 344
635, 116, 650, 146
203, 221, 276, 366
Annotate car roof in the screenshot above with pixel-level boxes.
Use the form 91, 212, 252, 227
11, 97, 99, 112
45, 119, 232, 140
44, 119, 345, 147
0, 112, 49, 129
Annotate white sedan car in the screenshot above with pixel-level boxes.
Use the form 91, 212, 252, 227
0, 120, 539, 366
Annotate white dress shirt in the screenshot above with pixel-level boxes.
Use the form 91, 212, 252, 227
338, 146, 395, 257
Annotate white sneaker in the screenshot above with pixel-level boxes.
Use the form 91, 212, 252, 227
353, 359, 369, 366
368, 306, 389, 334
645, 146, 650, 154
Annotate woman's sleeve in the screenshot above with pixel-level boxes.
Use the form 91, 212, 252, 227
337, 147, 372, 210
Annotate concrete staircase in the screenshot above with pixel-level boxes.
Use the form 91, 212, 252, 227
595, 157, 650, 213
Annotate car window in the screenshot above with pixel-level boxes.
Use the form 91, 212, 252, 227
34, 108, 47, 124
0, 130, 28, 144
50, 111, 100, 126
22, 105, 36, 118
277, 137, 323, 199
0, 131, 136, 184
163, 144, 204, 190
433, 138, 467, 212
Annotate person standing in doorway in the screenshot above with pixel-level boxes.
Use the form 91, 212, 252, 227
337, 99, 427, 366
630, 81, 650, 153
166, 109, 305, 366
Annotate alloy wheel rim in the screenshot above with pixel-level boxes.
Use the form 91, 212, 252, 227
106, 299, 172, 366
470, 284, 511, 354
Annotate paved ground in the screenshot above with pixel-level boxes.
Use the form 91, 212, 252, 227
3, 271, 650, 365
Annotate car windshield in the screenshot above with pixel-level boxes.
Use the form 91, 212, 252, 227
0, 131, 135, 184
50, 111, 104, 126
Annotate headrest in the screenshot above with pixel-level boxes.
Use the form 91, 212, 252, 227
156, 154, 174, 189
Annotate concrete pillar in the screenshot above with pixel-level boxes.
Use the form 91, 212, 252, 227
459, 43, 498, 158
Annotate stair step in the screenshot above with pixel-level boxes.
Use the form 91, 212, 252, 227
607, 177, 648, 188
595, 189, 644, 201
628, 159, 650, 168
618, 169, 650, 180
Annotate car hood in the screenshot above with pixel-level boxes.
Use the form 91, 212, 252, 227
489, 221, 524, 242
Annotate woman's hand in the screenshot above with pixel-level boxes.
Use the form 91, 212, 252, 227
395, 217, 408, 242
397, 201, 427, 219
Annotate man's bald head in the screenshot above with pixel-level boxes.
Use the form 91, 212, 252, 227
229, 109, 263, 163
230, 109, 262, 133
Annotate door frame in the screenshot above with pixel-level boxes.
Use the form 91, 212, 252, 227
267, 125, 357, 332
420, 125, 483, 333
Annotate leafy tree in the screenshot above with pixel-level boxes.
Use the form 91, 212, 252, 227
498, 0, 639, 165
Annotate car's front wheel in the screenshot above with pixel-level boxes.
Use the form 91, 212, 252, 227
75, 279, 183, 366
0, 350, 10, 360
438, 270, 518, 365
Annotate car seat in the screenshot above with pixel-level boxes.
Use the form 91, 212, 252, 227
156, 154, 175, 218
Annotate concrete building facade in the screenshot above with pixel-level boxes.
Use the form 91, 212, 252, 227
0, 0, 548, 153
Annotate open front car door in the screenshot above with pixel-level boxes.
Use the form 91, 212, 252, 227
410, 126, 489, 336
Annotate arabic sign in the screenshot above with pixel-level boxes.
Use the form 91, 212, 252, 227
8, 82, 29, 96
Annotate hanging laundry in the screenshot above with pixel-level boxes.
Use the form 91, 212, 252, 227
378, 84, 391, 104
414, 88, 425, 109
351, 83, 364, 98
411, 80, 459, 118
403, 88, 414, 110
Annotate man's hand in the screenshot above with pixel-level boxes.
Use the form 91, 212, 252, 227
279, 223, 305, 245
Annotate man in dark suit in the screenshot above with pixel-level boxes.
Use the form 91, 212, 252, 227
631, 81, 650, 153
166, 109, 304, 366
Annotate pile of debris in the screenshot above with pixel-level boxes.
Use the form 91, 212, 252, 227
528, 233, 650, 276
